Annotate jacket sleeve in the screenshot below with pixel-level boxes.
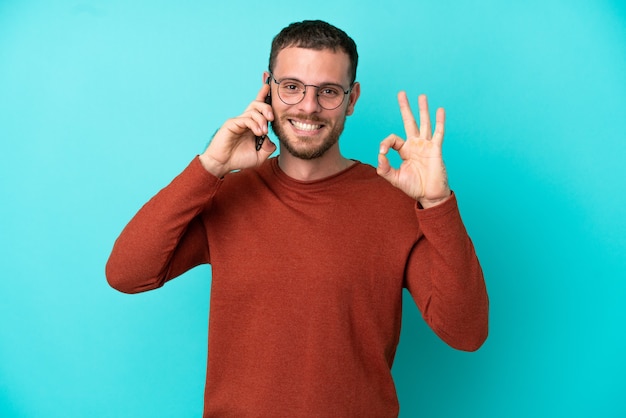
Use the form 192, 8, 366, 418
405, 193, 489, 351
105, 157, 220, 294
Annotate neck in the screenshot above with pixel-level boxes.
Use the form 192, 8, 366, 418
277, 147, 354, 181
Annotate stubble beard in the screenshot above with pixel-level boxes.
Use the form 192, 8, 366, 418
271, 113, 347, 160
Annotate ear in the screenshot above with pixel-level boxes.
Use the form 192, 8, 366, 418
345, 82, 361, 116
262, 72, 271, 84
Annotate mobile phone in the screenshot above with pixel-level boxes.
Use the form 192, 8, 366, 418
255, 78, 272, 151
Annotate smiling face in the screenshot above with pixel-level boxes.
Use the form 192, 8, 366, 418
267, 47, 360, 160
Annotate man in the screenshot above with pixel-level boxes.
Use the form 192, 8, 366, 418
106, 20, 488, 417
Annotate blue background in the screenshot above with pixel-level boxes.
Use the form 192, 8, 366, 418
1, 0, 625, 416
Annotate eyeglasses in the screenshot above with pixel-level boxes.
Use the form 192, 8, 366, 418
269, 73, 353, 110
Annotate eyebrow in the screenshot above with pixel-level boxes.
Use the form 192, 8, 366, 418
274, 75, 349, 88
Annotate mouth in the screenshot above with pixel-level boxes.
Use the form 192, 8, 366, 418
289, 119, 324, 133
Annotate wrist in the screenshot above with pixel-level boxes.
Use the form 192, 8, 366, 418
418, 190, 452, 209
199, 153, 228, 178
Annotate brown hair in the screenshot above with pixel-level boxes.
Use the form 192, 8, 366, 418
269, 20, 358, 84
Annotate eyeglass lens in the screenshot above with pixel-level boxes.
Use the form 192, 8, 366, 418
276, 79, 348, 110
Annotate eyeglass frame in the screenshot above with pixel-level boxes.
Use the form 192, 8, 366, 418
268, 73, 354, 110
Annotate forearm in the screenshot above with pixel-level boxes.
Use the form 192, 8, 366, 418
407, 193, 489, 351
105, 157, 219, 293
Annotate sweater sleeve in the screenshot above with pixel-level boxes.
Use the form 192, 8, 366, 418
405, 193, 489, 351
105, 157, 221, 294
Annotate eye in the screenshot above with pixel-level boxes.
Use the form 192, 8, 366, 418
280, 80, 304, 94
319, 86, 342, 97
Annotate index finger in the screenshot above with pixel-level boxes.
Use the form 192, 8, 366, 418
255, 83, 271, 103
397, 91, 420, 138
247, 83, 273, 120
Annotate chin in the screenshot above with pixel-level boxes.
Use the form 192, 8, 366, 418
271, 118, 343, 160
279, 136, 336, 160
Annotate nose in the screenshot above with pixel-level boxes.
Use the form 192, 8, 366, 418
296, 87, 322, 114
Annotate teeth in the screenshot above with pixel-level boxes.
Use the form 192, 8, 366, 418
291, 120, 321, 131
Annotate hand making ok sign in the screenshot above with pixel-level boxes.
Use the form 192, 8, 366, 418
377, 92, 452, 209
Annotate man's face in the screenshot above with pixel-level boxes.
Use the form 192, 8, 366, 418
267, 47, 360, 160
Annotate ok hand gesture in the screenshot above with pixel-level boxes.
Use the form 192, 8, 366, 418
377, 92, 451, 208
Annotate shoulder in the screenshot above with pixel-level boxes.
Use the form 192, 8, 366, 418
344, 161, 417, 211
350, 162, 411, 196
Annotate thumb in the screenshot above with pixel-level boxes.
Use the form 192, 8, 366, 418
257, 137, 277, 161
